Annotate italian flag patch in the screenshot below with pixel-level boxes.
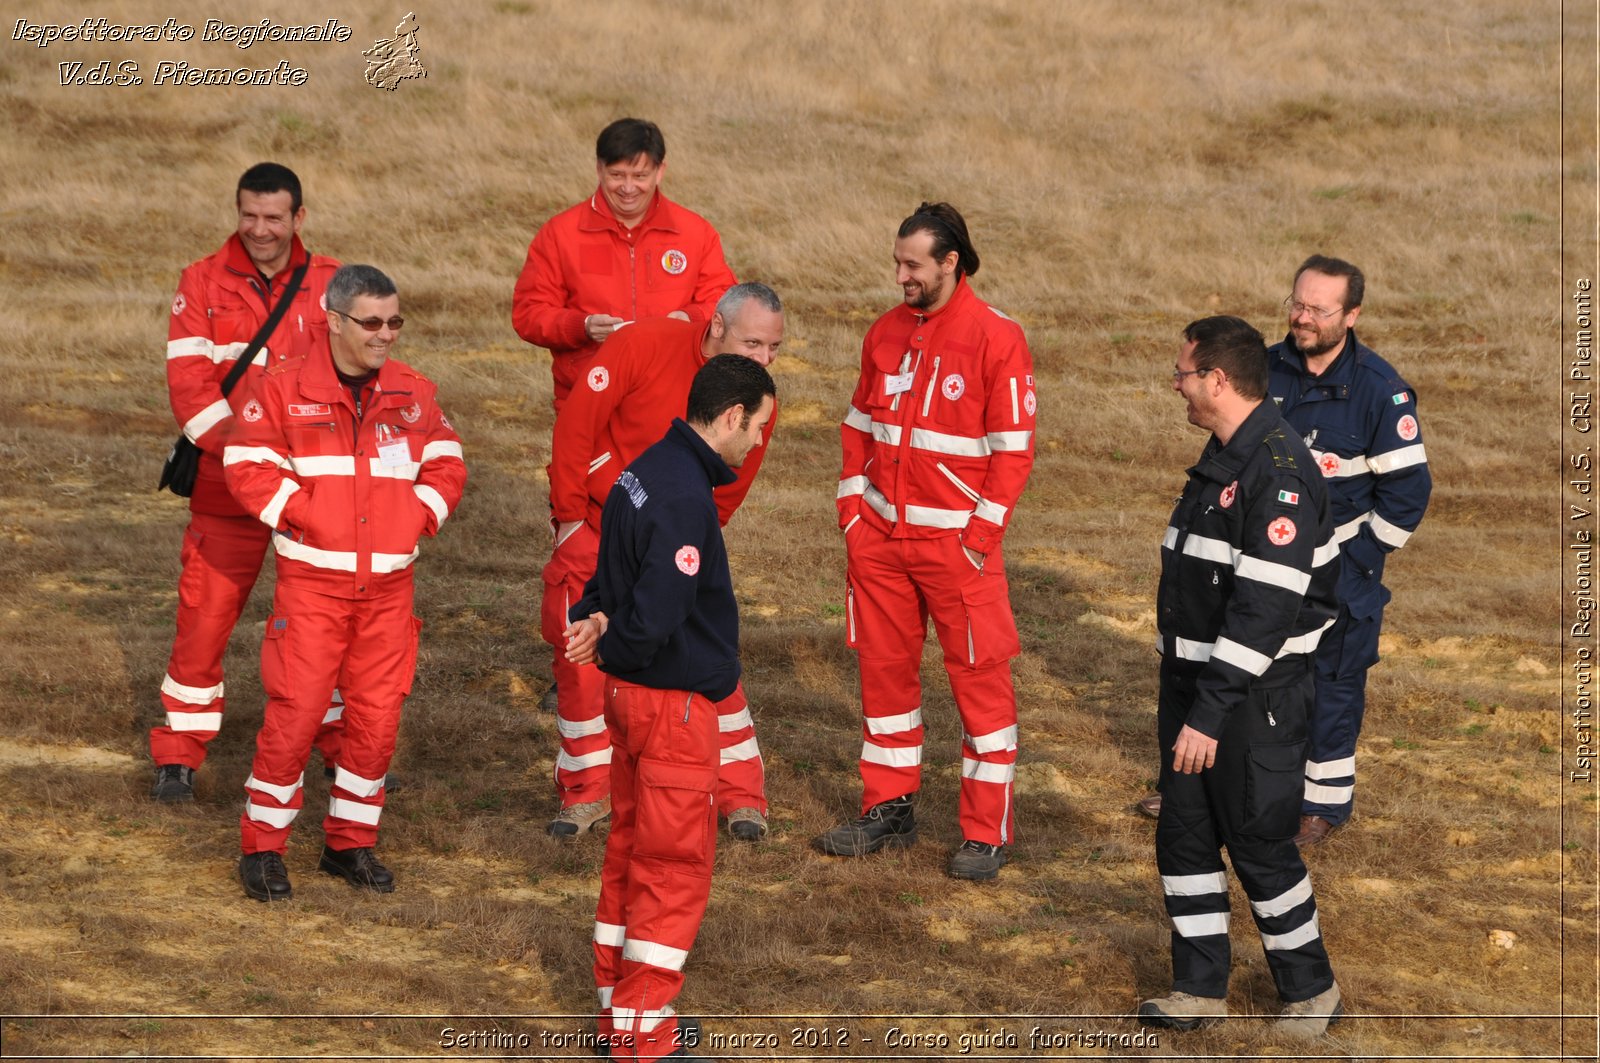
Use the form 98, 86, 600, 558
1278, 490, 1300, 505
1392, 391, 1410, 405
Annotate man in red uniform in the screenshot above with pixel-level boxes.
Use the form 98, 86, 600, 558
816, 203, 1037, 881
224, 265, 466, 902
542, 283, 783, 840
564, 355, 777, 1063
511, 117, 738, 410
152, 163, 343, 803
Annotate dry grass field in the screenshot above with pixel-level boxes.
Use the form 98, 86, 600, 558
0, 0, 1592, 1060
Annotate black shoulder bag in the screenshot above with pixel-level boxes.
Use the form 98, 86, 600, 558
158, 261, 311, 496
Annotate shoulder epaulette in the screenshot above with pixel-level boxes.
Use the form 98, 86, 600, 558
1263, 426, 1299, 470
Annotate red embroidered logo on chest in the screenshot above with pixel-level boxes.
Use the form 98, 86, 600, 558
941, 374, 965, 401
1318, 453, 1342, 477
1267, 517, 1297, 546
1219, 481, 1237, 509
242, 399, 264, 423
588, 366, 610, 392
661, 249, 688, 275
401, 403, 422, 423
675, 545, 701, 575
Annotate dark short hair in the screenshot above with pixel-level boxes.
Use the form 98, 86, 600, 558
1294, 254, 1364, 309
715, 281, 782, 321
1182, 315, 1268, 401
687, 354, 776, 429
596, 118, 666, 166
897, 201, 980, 278
237, 162, 302, 213
326, 264, 398, 314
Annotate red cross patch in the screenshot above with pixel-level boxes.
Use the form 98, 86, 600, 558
675, 545, 700, 575
1318, 453, 1341, 477
401, 403, 422, 423
171, 293, 186, 316
1397, 414, 1419, 441
1219, 481, 1237, 509
242, 399, 263, 423
1267, 517, 1297, 546
941, 374, 965, 401
588, 366, 611, 392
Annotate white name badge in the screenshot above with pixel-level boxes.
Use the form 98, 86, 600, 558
377, 439, 411, 468
884, 371, 915, 396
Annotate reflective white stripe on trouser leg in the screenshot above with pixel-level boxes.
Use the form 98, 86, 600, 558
557, 748, 613, 773
1305, 756, 1355, 780
611, 1006, 675, 1034
594, 922, 626, 948
245, 773, 304, 804
717, 708, 753, 732
1171, 912, 1230, 938
244, 800, 299, 829
861, 743, 922, 768
1162, 871, 1229, 897
1304, 781, 1354, 804
327, 796, 383, 826
1260, 910, 1322, 952
623, 938, 690, 972
333, 765, 385, 799
720, 736, 761, 764
162, 674, 224, 705
558, 714, 609, 740
1249, 875, 1314, 919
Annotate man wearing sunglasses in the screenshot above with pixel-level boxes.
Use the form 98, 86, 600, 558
1267, 256, 1431, 847
224, 264, 466, 901
152, 163, 343, 803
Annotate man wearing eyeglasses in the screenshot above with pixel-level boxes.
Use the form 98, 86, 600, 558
151, 163, 343, 804
224, 264, 466, 902
1267, 256, 1431, 847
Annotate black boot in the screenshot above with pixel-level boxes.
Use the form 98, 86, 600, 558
239, 851, 293, 902
318, 845, 396, 893
813, 795, 916, 856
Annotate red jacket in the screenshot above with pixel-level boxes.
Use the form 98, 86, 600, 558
167, 234, 340, 516
549, 318, 774, 530
837, 277, 1036, 553
223, 343, 466, 599
511, 189, 737, 408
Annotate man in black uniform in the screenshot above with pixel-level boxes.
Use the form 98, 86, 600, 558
1138, 317, 1344, 1039
562, 355, 776, 1063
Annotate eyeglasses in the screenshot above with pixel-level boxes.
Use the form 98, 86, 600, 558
1282, 297, 1343, 321
1172, 367, 1212, 383
333, 310, 405, 332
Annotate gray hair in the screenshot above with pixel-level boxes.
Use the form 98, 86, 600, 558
326, 264, 397, 314
714, 281, 782, 322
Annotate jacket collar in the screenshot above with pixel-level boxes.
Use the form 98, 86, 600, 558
668, 418, 737, 488
579, 187, 676, 235
1276, 327, 1364, 385
1193, 399, 1281, 484
298, 336, 414, 409
893, 273, 977, 326
221, 232, 310, 285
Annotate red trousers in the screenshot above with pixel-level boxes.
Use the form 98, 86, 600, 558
592, 679, 718, 1062
153, 511, 341, 768
845, 526, 1021, 845
239, 578, 419, 854
541, 524, 765, 814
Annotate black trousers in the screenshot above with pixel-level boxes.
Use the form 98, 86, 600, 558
1155, 664, 1335, 1003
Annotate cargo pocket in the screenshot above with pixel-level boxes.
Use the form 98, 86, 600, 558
959, 575, 1021, 666
634, 757, 717, 864
1241, 741, 1305, 839
260, 616, 295, 702
400, 616, 423, 696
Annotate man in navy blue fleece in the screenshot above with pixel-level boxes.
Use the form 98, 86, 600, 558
562, 354, 776, 1063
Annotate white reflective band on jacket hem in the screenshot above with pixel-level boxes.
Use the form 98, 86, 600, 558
245, 800, 299, 829
1251, 875, 1314, 918
1261, 911, 1321, 951
593, 921, 626, 948
1161, 871, 1228, 897
911, 426, 990, 457
166, 711, 223, 731
1310, 449, 1367, 478
904, 503, 971, 529
166, 336, 213, 360
259, 479, 299, 528
1236, 555, 1311, 595
720, 737, 761, 764
292, 455, 356, 477
837, 475, 869, 499
1368, 512, 1414, 548
1368, 443, 1427, 475
369, 460, 421, 480
717, 708, 753, 732
415, 484, 449, 526
557, 714, 608, 740
964, 724, 1019, 754
422, 440, 464, 462
373, 550, 420, 573
557, 748, 613, 772
1172, 637, 1215, 662
1211, 637, 1272, 676
245, 773, 304, 804
272, 536, 355, 571
1181, 534, 1234, 565
183, 399, 232, 443
1305, 755, 1356, 780
333, 765, 385, 799
861, 743, 922, 768
961, 757, 1016, 784
611, 1007, 674, 1034
622, 938, 689, 972
987, 430, 1032, 451
162, 674, 223, 705
224, 445, 289, 469
866, 708, 923, 736
1304, 781, 1354, 804
327, 796, 383, 826
1172, 912, 1229, 938
1165, 622, 1329, 662
596, 986, 614, 1009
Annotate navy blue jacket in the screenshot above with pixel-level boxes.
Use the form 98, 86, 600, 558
1267, 329, 1431, 619
572, 419, 741, 701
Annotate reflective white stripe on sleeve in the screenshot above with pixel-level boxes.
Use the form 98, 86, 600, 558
863, 486, 898, 523
182, 399, 232, 443
987, 429, 1033, 452
372, 550, 420, 573
1181, 534, 1236, 566
1235, 555, 1311, 595
166, 336, 214, 360
1333, 513, 1370, 544
420, 440, 464, 463
259, 479, 300, 529
1162, 526, 1179, 551
161, 673, 223, 705
861, 743, 922, 768
1304, 780, 1354, 804
1250, 875, 1314, 918
974, 498, 1008, 525
244, 800, 299, 829
903, 504, 971, 529
415, 484, 449, 526
910, 426, 991, 457
1311, 449, 1368, 478
717, 708, 754, 732
1305, 756, 1356, 780
291, 455, 356, 477
271, 535, 357, 572
837, 475, 870, 499
245, 773, 304, 803
1276, 617, 1333, 657
961, 757, 1016, 784
596, 986, 614, 1009
587, 451, 611, 475
720, 737, 761, 764
333, 765, 385, 799
1261, 911, 1321, 952
327, 796, 383, 826
1368, 512, 1414, 549
369, 460, 421, 481
871, 420, 903, 446
1211, 637, 1272, 676
1161, 871, 1228, 896
557, 747, 613, 772
224, 445, 290, 468
215, 341, 251, 365
1368, 443, 1427, 475
843, 405, 873, 433
1312, 535, 1342, 568
623, 938, 690, 972
593, 922, 626, 948
964, 724, 1018, 754
1172, 912, 1229, 938
557, 714, 608, 740
866, 708, 923, 736
166, 711, 223, 731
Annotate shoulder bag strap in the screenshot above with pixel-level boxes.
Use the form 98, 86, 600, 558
219, 259, 312, 397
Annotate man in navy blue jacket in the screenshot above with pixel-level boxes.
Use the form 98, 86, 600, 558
562, 354, 775, 1063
